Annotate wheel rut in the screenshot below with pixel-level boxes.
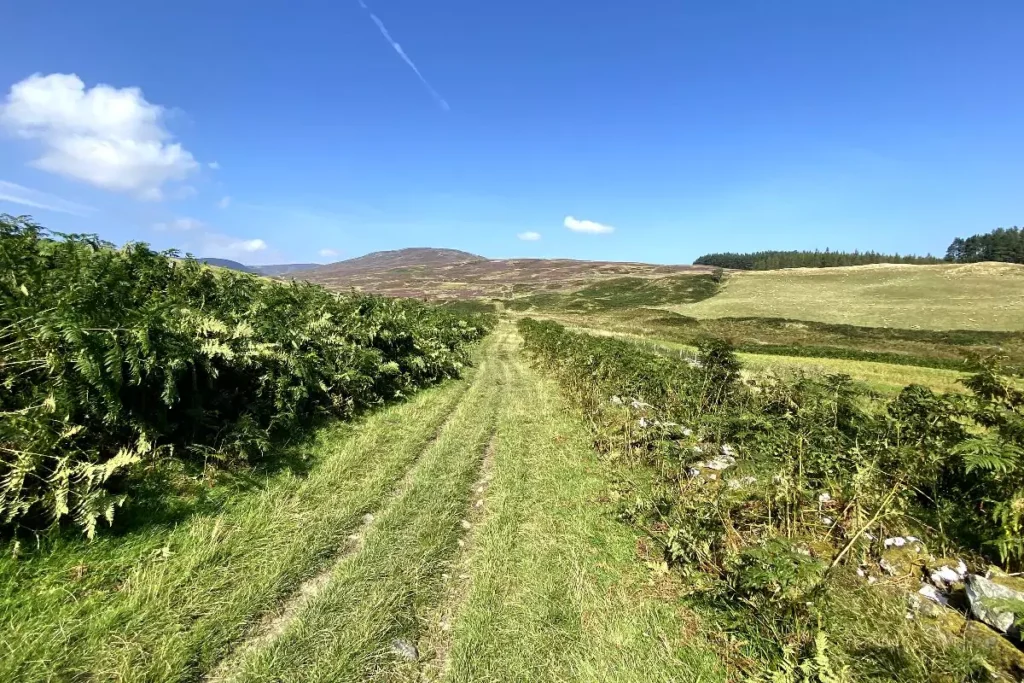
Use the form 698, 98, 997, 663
204, 360, 488, 682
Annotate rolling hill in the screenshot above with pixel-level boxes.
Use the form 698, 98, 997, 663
294, 248, 711, 299
198, 258, 320, 276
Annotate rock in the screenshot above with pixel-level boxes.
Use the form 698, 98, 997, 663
966, 574, 1023, 636
610, 395, 623, 405
700, 454, 736, 471
720, 444, 736, 457
460, 520, 472, 530
918, 596, 1024, 677
818, 492, 832, 504
390, 638, 418, 661
362, 513, 375, 525
918, 584, 949, 607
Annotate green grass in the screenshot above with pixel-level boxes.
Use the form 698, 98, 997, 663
3, 326, 727, 681
523, 306, 1024, 371
0, 359, 478, 681
547, 322, 970, 394
218, 332, 506, 681
439, 328, 724, 682
669, 262, 1024, 331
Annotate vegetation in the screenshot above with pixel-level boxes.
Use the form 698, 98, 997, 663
946, 226, 1024, 265
0, 357, 476, 681
671, 262, 1024, 331
695, 249, 942, 270
505, 274, 719, 312
519, 318, 1024, 679
0, 215, 491, 536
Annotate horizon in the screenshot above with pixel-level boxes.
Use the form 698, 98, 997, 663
2, 1, 1023, 265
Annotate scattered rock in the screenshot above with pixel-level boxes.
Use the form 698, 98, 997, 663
362, 513, 375, 525
610, 395, 623, 405
700, 454, 736, 471
460, 520, 472, 530
966, 574, 1023, 636
818, 492, 832, 504
474, 499, 484, 508
390, 638, 418, 661
918, 584, 949, 607
720, 444, 736, 457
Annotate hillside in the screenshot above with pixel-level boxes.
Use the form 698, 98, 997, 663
671, 262, 1024, 331
297, 250, 710, 299
197, 258, 320, 276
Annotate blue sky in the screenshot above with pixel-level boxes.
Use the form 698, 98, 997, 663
1, 1, 1022, 265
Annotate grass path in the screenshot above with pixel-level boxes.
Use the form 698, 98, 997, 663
2, 324, 727, 681
0, 348, 481, 682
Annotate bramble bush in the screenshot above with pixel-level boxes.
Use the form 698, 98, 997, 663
519, 317, 1024, 679
0, 215, 492, 536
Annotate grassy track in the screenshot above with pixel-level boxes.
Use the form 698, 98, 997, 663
438, 330, 725, 682
670, 262, 1024, 331
3, 325, 729, 681
0, 357, 479, 681
216, 332, 508, 682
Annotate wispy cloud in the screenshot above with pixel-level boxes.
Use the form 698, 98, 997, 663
357, 0, 450, 111
153, 217, 203, 232
208, 161, 220, 170
564, 215, 615, 234
319, 247, 340, 258
217, 195, 231, 209
0, 179, 93, 215
517, 231, 541, 241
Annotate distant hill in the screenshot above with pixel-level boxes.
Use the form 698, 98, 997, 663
294, 248, 709, 299
299, 248, 485, 278
253, 263, 320, 276
197, 259, 319, 276
198, 258, 258, 273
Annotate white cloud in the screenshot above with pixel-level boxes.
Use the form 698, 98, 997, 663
195, 232, 268, 259
318, 248, 340, 258
0, 73, 198, 199
235, 238, 267, 252
217, 195, 231, 209
517, 231, 541, 241
208, 161, 220, 170
0, 179, 93, 215
153, 217, 203, 232
564, 215, 615, 234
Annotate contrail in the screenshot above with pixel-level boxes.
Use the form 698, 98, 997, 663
357, 0, 450, 111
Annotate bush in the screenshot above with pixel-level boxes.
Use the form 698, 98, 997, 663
0, 216, 492, 536
518, 317, 1024, 678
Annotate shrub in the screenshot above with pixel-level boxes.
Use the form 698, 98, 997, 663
0, 215, 492, 536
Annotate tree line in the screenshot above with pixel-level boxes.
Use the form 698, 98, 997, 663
945, 226, 1024, 264
693, 249, 942, 270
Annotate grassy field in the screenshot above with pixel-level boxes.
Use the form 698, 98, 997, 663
670, 262, 1024, 331
547, 322, 970, 394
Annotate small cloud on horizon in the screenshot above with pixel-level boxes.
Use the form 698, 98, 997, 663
217, 195, 231, 209
564, 215, 615, 234
517, 231, 541, 241
318, 248, 340, 258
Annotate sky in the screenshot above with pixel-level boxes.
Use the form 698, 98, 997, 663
1, 1, 1023, 266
